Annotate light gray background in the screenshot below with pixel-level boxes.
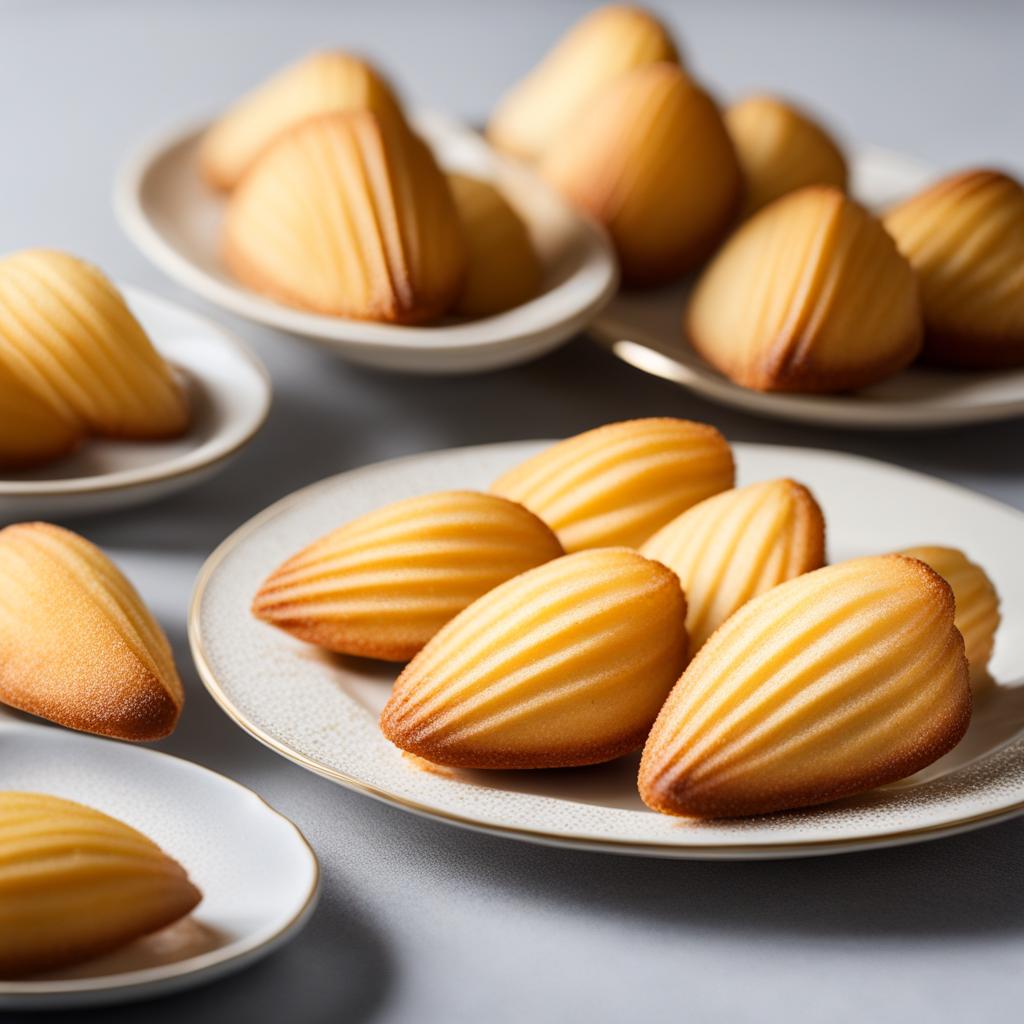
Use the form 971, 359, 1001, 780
3, 1, 1024, 1020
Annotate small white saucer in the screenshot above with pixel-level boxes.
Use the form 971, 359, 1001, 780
0, 717, 318, 1009
0, 287, 271, 521
115, 111, 618, 374
590, 146, 1024, 430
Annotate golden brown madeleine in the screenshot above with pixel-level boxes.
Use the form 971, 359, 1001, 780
725, 94, 847, 216
899, 545, 1000, 691
0, 250, 189, 438
686, 186, 922, 392
0, 360, 81, 469
253, 491, 564, 661
0, 523, 184, 741
199, 51, 407, 190
224, 111, 466, 322
491, 418, 734, 552
0, 792, 201, 977
488, 5, 679, 161
448, 174, 543, 317
639, 556, 970, 818
540, 63, 741, 285
380, 548, 688, 769
884, 169, 1024, 369
641, 478, 825, 651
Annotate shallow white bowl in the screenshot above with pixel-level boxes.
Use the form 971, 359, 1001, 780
590, 147, 1024, 429
0, 287, 271, 521
0, 718, 318, 1009
190, 440, 1024, 859
115, 111, 618, 374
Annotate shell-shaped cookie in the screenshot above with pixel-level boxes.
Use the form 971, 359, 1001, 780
540, 63, 741, 284
200, 51, 407, 190
0, 360, 81, 469
641, 478, 825, 651
253, 491, 564, 661
448, 174, 543, 317
491, 418, 735, 552
488, 5, 679, 161
224, 111, 466, 322
0, 523, 184, 741
0, 250, 189, 438
725, 94, 847, 216
899, 545, 1000, 690
686, 186, 922, 392
0, 792, 201, 977
380, 548, 689, 768
639, 555, 971, 818
883, 169, 1024, 368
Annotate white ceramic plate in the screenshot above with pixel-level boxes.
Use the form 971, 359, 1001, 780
590, 147, 1024, 429
115, 111, 618, 374
0, 718, 318, 1009
0, 287, 271, 521
189, 440, 1024, 859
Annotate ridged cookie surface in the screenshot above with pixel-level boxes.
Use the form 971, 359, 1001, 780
448, 174, 542, 317
884, 169, 1024, 368
224, 111, 465, 322
0, 523, 184, 740
686, 186, 922, 392
725, 94, 847, 216
253, 491, 564, 661
899, 545, 1000, 691
0, 792, 200, 977
488, 5, 679, 161
0, 250, 188, 438
200, 51, 407, 190
491, 418, 734, 551
641, 478, 825, 650
381, 548, 689, 768
639, 555, 970, 817
0, 360, 81, 469
540, 63, 740, 284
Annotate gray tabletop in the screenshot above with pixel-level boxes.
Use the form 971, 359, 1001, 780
4, 1, 1024, 1021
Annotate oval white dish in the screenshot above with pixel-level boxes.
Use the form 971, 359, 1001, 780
189, 440, 1024, 859
0, 287, 271, 522
0, 718, 318, 1009
590, 146, 1024, 429
115, 111, 618, 374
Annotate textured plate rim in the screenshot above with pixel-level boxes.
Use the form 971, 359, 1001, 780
0, 286, 272, 498
113, 114, 619, 361
188, 441, 1024, 860
0, 720, 319, 1006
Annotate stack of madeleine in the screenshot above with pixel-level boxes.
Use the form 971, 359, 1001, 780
202, 52, 543, 323
253, 417, 1001, 818
487, 4, 1024, 388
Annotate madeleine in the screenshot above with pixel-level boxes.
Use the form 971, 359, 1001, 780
448, 174, 543, 317
0, 792, 201, 977
200, 51, 407, 190
725, 94, 847, 216
253, 491, 564, 661
686, 186, 922, 392
488, 5, 679, 161
899, 545, 1000, 690
0, 523, 184, 741
491, 418, 734, 551
884, 169, 1024, 368
0, 250, 189, 438
641, 478, 825, 650
639, 556, 970, 818
224, 111, 465, 322
0, 361, 81, 469
380, 548, 688, 769
540, 63, 741, 284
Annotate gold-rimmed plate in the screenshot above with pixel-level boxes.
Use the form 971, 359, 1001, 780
0, 718, 318, 1009
189, 441, 1024, 859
